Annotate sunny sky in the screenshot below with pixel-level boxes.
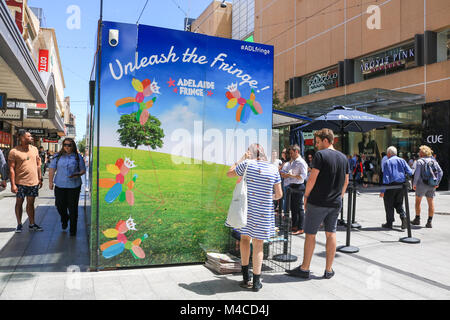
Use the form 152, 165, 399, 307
27, 0, 227, 142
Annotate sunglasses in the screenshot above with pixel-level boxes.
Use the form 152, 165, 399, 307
63, 144, 72, 147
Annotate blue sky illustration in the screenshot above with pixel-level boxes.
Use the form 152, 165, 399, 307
98, 21, 273, 164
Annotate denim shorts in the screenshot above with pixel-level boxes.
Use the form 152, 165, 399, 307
16, 184, 39, 198
304, 202, 341, 235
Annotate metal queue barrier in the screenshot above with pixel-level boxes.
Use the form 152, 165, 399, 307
338, 181, 420, 254
273, 186, 298, 263
338, 180, 361, 229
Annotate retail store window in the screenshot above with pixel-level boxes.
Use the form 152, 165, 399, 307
437, 29, 450, 62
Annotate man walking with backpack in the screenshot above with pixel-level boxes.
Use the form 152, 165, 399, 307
411, 145, 443, 228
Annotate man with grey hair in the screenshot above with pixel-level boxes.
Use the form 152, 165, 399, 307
380, 146, 413, 230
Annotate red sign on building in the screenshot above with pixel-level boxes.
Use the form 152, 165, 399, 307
43, 139, 58, 143
38, 50, 49, 72
6, 0, 24, 34
0, 131, 11, 145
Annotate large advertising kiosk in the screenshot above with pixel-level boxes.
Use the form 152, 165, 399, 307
89, 21, 273, 269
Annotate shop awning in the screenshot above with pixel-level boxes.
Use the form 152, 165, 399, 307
280, 88, 425, 119
0, 1, 62, 132
272, 109, 312, 128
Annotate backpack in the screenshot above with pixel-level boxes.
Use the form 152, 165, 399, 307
420, 159, 440, 187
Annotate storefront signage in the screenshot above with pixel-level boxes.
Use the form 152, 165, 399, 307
6, 0, 24, 34
305, 68, 338, 94
20, 128, 46, 136
360, 46, 415, 75
426, 135, 444, 144
27, 108, 48, 119
47, 132, 59, 139
38, 50, 49, 72
0, 108, 23, 121
43, 138, 58, 143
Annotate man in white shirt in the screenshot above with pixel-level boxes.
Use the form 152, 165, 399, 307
280, 145, 308, 235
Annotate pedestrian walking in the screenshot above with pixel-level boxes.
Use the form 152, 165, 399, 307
280, 145, 308, 235
38, 146, 46, 177
287, 128, 349, 279
353, 154, 364, 184
0, 149, 7, 188
227, 143, 282, 292
48, 138, 86, 236
380, 146, 413, 230
279, 148, 290, 213
8, 130, 43, 233
411, 145, 443, 228
272, 150, 283, 212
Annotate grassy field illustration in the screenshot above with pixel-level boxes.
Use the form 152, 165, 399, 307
90, 146, 236, 268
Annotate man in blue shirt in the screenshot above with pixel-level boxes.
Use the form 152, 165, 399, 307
380, 146, 413, 229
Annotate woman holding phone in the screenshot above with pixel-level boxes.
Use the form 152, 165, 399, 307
48, 138, 86, 236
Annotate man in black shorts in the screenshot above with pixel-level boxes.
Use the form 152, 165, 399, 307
287, 128, 349, 279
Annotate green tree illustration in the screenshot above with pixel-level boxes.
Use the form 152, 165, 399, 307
117, 113, 165, 149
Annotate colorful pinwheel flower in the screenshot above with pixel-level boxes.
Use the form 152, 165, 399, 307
115, 78, 160, 125
99, 157, 137, 206
225, 83, 263, 124
101, 217, 148, 259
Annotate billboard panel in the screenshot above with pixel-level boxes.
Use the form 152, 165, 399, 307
91, 21, 273, 268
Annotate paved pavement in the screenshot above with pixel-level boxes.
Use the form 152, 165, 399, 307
0, 175, 449, 300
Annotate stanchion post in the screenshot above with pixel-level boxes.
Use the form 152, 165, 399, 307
337, 184, 359, 253
399, 182, 420, 244
351, 181, 361, 229
338, 197, 345, 225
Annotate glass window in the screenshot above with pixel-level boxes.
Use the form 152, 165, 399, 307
437, 29, 450, 62
347, 105, 422, 179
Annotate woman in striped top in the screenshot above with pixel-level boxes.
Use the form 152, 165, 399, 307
227, 143, 283, 292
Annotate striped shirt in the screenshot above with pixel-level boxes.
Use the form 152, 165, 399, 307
235, 159, 281, 240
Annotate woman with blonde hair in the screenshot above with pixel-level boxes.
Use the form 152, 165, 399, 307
412, 145, 443, 228
227, 143, 283, 292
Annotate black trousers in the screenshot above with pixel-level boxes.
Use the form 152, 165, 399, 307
54, 186, 81, 234
289, 183, 305, 230
383, 185, 406, 224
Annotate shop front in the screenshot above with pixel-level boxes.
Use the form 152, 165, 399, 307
278, 89, 450, 190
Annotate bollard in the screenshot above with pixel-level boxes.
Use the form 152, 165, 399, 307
274, 187, 298, 262
399, 182, 420, 244
337, 184, 360, 253
351, 180, 362, 229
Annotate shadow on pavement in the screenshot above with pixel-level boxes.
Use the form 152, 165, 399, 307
0, 205, 90, 273
179, 277, 244, 295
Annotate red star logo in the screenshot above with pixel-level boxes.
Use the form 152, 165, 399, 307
167, 78, 176, 87
173, 87, 178, 93
207, 90, 213, 97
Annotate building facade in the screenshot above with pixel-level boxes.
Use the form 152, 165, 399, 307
1, 1, 66, 153
254, 0, 450, 190
191, 1, 232, 38
232, 0, 255, 41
